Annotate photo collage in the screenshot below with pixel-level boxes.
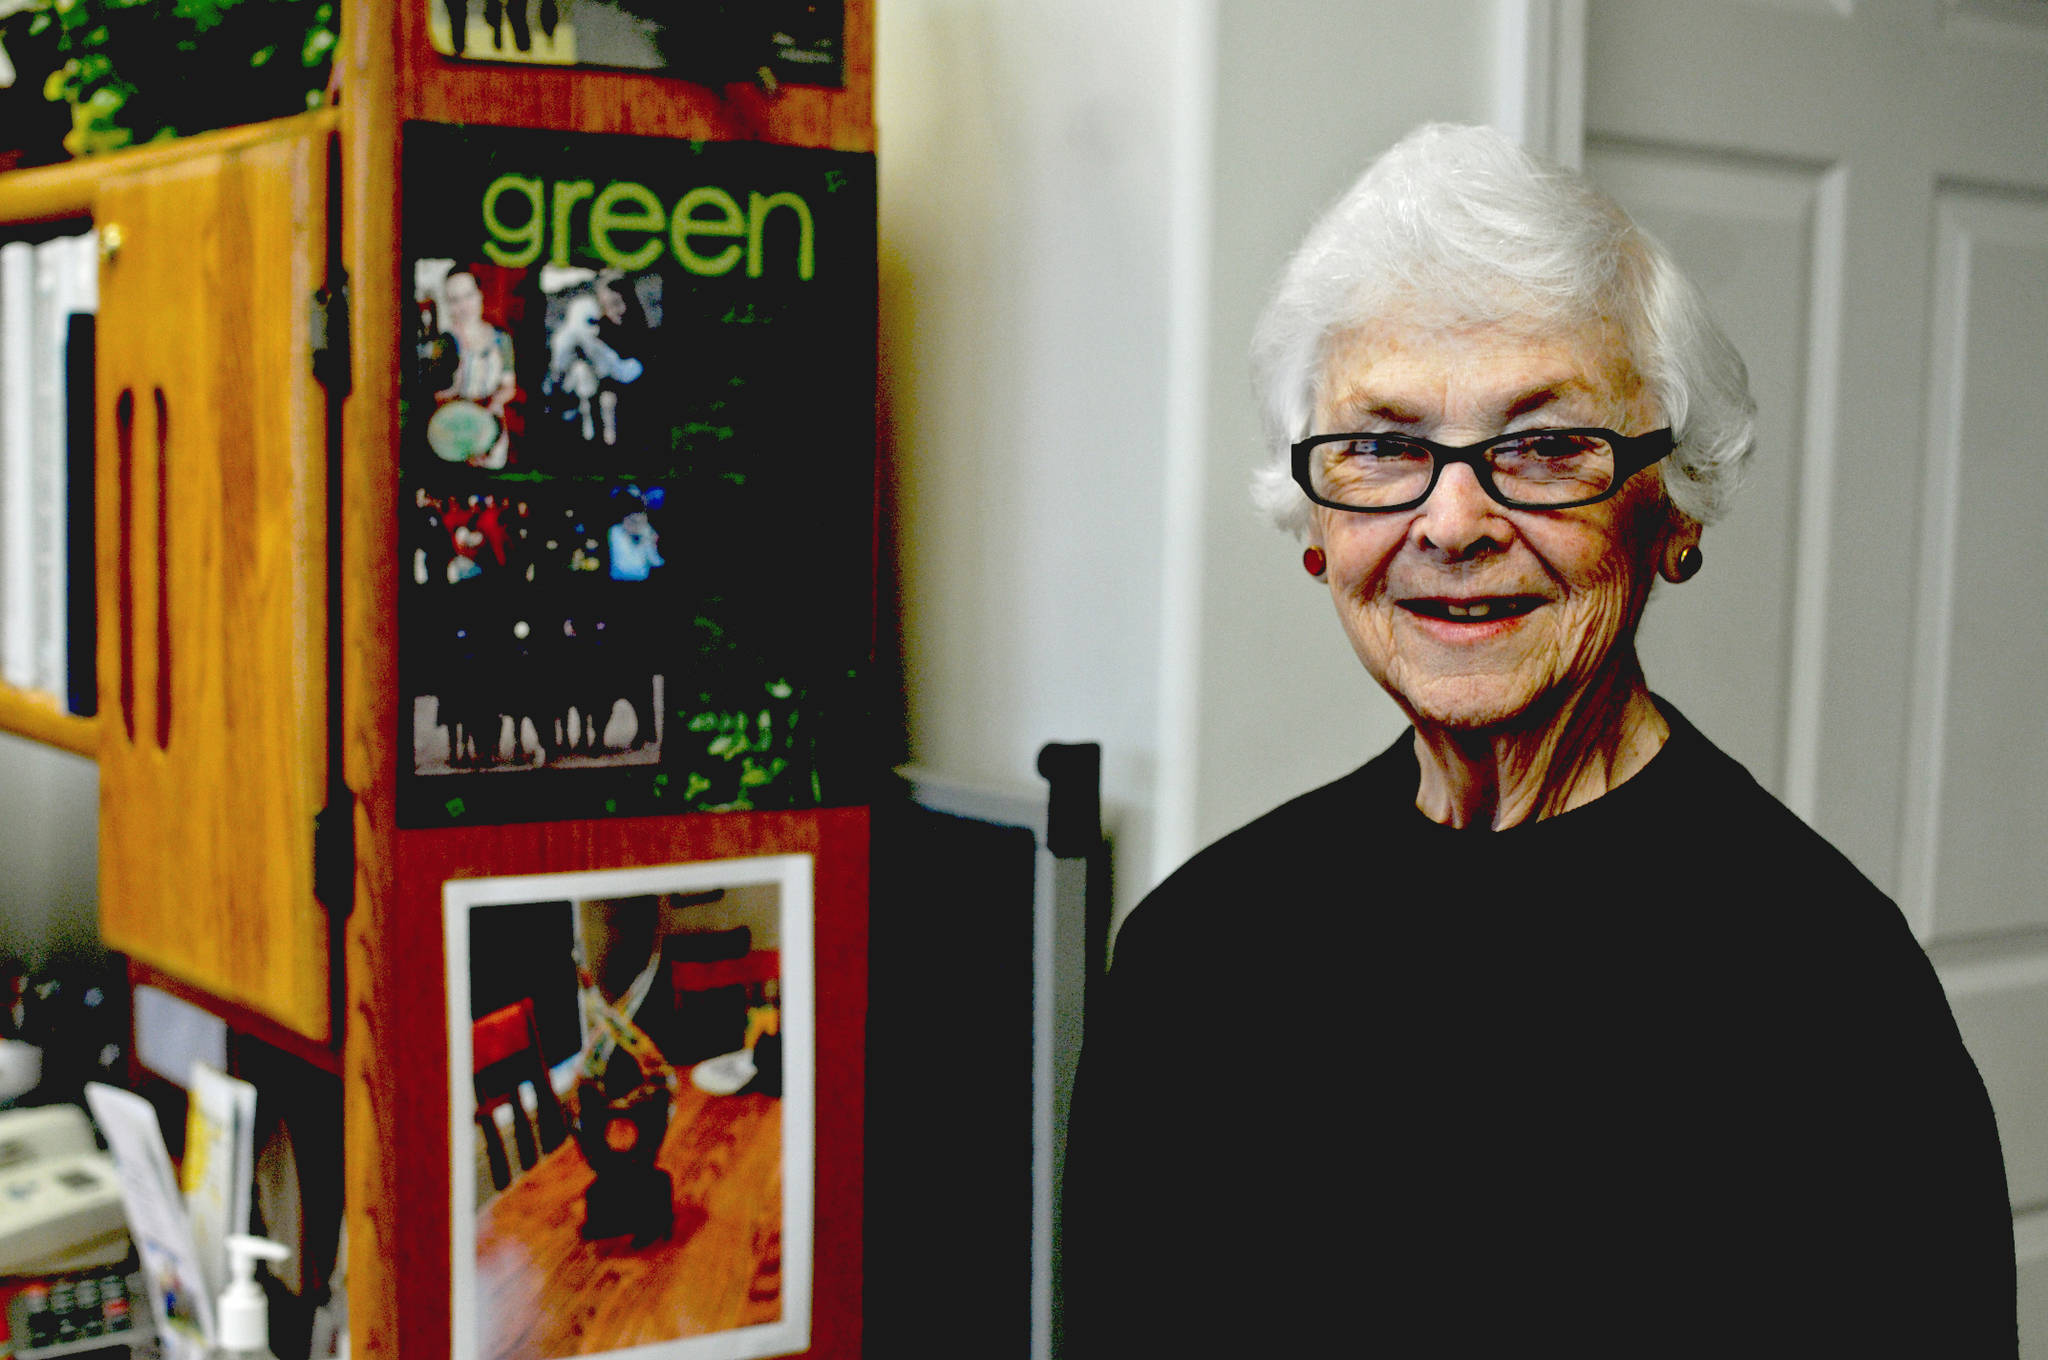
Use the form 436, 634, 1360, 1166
400, 124, 876, 826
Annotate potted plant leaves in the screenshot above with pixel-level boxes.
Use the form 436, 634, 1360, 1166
1, 0, 338, 160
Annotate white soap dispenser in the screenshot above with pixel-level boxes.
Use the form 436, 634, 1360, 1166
215, 1234, 291, 1359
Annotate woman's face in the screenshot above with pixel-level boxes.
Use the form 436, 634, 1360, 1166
1310, 316, 1674, 736
444, 271, 483, 329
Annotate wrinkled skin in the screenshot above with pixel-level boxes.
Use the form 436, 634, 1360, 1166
1309, 316, 1701, 828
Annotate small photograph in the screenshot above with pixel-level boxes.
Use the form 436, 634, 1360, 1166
411, 259, 669, 474
446, 856, 815, 1360
533, 265, 660, 458
414, 260, 527, 469
424, 0, 846, 88
405, 483, 670, 776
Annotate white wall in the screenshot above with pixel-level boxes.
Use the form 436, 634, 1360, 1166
0, 729, 99, 965
878, 0, 1509, 926
877, 0, 1190, 916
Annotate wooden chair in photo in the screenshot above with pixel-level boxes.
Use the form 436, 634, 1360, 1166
671, 950, 780, 1067
472, 997, 568, 1191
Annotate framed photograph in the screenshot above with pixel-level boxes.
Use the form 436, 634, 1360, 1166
398, 123, 876, 828
446, 855, 815, 1360
424, 0, 847, 88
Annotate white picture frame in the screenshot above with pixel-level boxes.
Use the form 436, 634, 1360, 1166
445, 854, 815, 1360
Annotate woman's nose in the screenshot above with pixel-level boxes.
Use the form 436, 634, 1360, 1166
1413, 460, 1509, 558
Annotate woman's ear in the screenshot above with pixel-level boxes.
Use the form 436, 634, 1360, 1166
1659, 513, 1705, 584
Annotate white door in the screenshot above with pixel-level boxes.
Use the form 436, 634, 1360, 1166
1575, 0, 2048, 1343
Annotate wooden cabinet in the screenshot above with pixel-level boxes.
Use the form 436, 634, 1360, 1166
0, 2, 877, 1353
93, 114, 337, 1044
0, 113, 341, 1047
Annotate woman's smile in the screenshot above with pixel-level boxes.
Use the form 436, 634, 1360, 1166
1394, 597, 1548, 654
1401, 596, 1540, 621
1398, 592, 1546, 622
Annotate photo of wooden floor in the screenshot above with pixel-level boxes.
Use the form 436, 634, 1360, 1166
448, 860, 813, 1360
474, 1075, 784, 1358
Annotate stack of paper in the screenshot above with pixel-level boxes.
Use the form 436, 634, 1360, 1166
181, 1064, 258, 1325
83, 1082, 218, 1360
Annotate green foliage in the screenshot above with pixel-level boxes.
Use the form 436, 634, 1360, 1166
669, 676, 819, 813
21, 0, 335, 156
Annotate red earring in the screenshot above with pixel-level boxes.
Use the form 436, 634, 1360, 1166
1302, 545, 1327, 578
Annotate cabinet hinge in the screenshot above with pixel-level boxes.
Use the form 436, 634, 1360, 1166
310, 274, 352, 397
313, 787, 356, 917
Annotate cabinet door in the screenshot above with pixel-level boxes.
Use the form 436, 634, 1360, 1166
95, 120, 334, 1043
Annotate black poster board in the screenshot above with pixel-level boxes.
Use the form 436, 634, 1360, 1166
398, 123, 876, 828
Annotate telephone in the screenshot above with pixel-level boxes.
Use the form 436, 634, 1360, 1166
0, 1107, 129, 1276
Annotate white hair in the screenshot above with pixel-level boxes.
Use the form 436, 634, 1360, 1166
1249, 123, 1755, 536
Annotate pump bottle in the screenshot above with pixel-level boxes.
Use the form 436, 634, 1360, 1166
213, 1234, 291, 1360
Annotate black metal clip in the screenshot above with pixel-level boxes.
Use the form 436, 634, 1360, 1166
310, 273, 352, 398
312, 786, 356, 917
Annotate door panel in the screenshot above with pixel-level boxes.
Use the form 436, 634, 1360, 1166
1584, 0, 2048, 1329
1919, 188, 2048, 941
1588, 143, 1828, 794
2021, 1213, 2048, 1358
1949, 958, 2048, 1215
95, 120, 333, 1042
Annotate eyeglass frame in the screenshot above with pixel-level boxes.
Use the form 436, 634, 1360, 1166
1290, 426, 1676, 514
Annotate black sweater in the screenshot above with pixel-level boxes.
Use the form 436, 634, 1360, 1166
1063, 704, 2014, 1355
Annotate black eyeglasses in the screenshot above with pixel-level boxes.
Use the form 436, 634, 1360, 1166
1291, 427, 1675, 513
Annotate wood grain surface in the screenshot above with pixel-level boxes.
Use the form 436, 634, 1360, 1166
92, 113, 335, 1043
0, 111, 340, 762
475, 1081, 784, 1359
0, 114, 339, 228
336, 3, 875, 1354
0, 684, 95, 756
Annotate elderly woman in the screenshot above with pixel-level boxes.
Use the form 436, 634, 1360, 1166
1064, 125, 2013, 1354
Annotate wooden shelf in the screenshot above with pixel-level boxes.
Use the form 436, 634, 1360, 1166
0, 683, 95, 757
0, 109, 339, 226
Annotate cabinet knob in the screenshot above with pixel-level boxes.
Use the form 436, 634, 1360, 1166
100, 224, 125, 262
